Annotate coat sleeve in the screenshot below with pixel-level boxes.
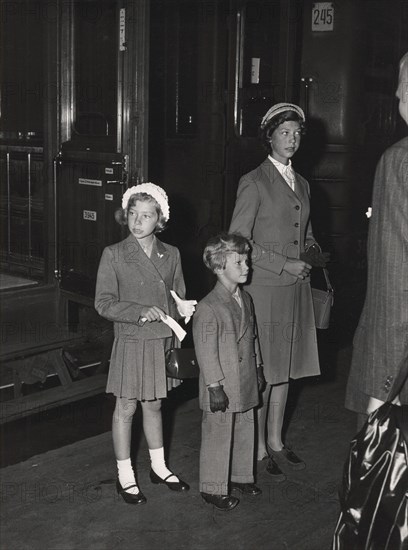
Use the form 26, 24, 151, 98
172, 248, 186, 300
193, 302, 225, 386
94, 247, 144, 323
229, 175, 287, 275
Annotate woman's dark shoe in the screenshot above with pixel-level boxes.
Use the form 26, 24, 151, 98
230, 482, 262, 496
267, 443, 306, 470
265, 457, 287, 482
116, 480, 147, 505
149, 469, 190, 491
201, 492, 239, 511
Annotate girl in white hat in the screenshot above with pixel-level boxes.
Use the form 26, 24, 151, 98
95, 183, 195, 504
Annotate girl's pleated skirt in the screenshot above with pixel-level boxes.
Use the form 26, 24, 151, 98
106, 336, 180, 400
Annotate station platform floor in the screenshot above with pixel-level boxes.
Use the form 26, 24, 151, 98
0, 345, 357, 550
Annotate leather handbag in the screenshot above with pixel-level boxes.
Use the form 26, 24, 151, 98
311, 267, 334, 329
165, 346, 199, 379
332, 357, 408, 550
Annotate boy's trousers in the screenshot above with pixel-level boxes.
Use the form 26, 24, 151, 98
199, 408, 255, 495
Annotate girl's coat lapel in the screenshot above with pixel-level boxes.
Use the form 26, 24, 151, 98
260, 159, 306, 203
122, 234, 169, 281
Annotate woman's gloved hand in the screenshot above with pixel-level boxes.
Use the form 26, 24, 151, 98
300, 246, 330, 268
208, 385, 229, 412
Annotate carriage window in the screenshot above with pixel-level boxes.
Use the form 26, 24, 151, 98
235, 1, 282, 137
73, 0, 117, 138
0, 0, 44, 142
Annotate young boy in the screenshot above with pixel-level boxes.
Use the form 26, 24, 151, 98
193, 233, 265, 511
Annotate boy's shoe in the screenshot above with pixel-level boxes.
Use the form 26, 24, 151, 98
231, 482, 262, 496
201, 492, 239, 511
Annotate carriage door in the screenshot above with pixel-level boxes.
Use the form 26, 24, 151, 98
223, 0, 304, 224
57, 0, 148, 313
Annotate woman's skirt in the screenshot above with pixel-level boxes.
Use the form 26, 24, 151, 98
106, 336, 181, 400
249, 281, 320, 385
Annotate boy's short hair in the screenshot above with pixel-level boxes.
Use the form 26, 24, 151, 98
203, 232, 250, 273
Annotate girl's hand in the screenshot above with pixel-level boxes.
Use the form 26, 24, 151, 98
176, 300, 197, 319
140, 306, 166, 322
283, 258, 311, 279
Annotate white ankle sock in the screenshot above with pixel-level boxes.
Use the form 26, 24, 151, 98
149, 447, 178, 483
117, 458, 139, 495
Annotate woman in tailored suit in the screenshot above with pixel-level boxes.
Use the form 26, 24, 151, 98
229, 103, 326, 480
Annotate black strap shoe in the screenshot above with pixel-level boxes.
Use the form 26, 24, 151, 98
150, 469, 190, 491
201, 492, 239, 511
231, 482, 262, 496
265, 457, 287, 482
116, 480, 147, 505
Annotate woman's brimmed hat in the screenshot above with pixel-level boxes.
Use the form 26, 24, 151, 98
261, 103, 305, 128
121, 183, 170, 221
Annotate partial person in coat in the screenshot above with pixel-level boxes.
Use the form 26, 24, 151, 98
229, 103, 328, 481
95, 183, 196, 504
345, 52, 408, 423
193, 233, 265, 511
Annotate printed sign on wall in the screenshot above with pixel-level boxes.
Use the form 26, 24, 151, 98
83, 210, 97, 221
312, 2, 334, 31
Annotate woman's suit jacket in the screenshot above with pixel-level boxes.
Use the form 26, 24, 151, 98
193, 281, 260, 413
95, 234, 185, 340
346, 137, 408, 412
229, 158, 316, 286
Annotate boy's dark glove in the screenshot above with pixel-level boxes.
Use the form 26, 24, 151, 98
300, 248, 330, 268
208, 385, 229, 412
257, 366, 266, 392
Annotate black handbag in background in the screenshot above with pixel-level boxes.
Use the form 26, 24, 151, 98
332, 357, 408, 550
165, 336, 199, 379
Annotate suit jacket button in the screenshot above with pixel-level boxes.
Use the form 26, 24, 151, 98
239, 357, 243, 362
295, 205, 300, 210
294, 222, 299, 227
294, 240, 298, 245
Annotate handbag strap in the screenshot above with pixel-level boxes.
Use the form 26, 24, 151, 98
322, 268, 334, 293
306, 243, 333, 293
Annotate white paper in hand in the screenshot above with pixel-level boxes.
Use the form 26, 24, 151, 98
160, 314, 187, 342
170, 290, 197, 324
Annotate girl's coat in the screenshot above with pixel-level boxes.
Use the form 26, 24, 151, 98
95, 234, 185, 398
95, 234, 185, 340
